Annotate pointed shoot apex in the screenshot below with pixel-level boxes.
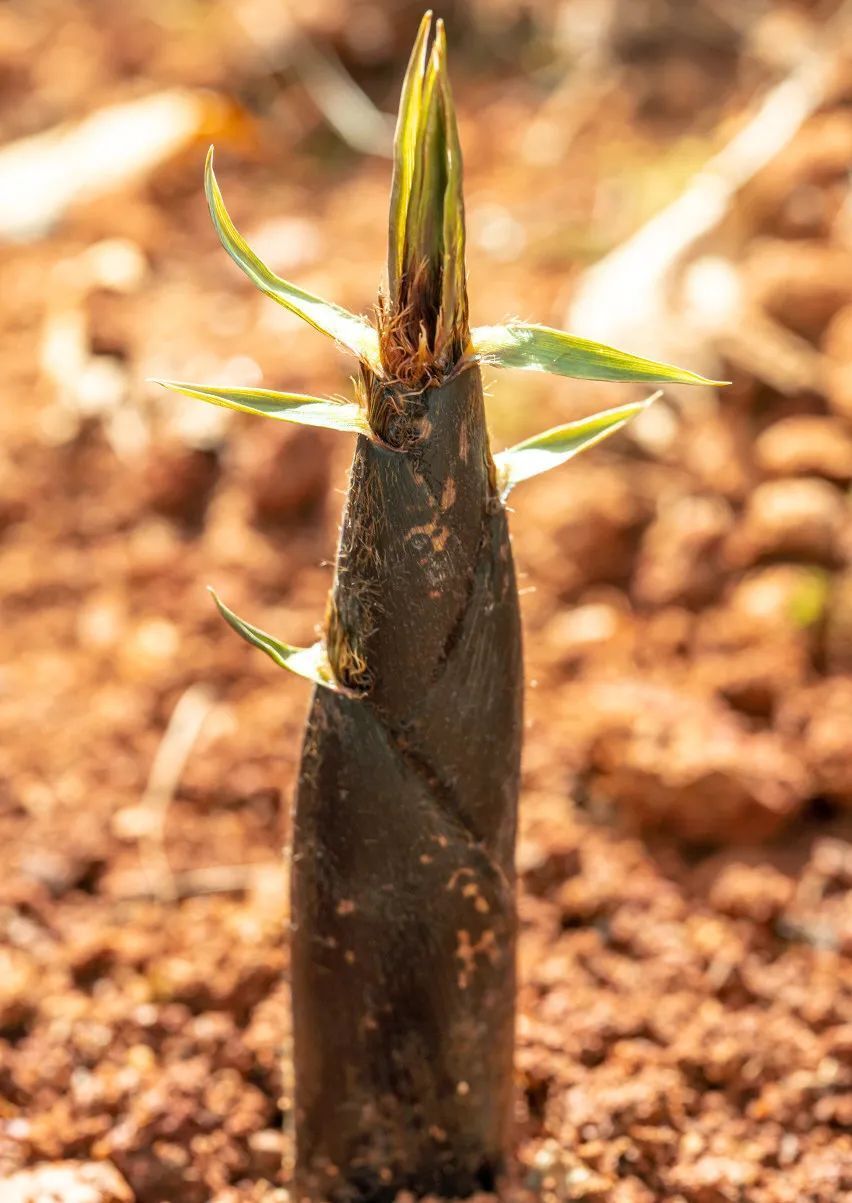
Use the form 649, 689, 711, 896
383, 13, 468, 384
387, 11, 432, 303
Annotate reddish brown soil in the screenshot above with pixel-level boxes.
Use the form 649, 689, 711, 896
1, 3, 850, 1202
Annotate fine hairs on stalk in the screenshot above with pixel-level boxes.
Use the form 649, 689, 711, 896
155, 10, 721, 1200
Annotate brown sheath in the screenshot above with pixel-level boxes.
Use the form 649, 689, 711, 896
291, 366, 523, 1201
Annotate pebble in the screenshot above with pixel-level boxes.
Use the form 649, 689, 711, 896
633, 494, 734, 607
0, 1161, 133, 1203
727, 477, 848, 566
754, 415, 852, 481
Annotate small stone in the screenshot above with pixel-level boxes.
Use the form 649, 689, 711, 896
143, 445, 220, 525
570, 679, 808, 843
0, 949, 37, 1033
754, 415, 852, 481
0, 1161, 133, 1203
746, 239, 852, 339
709, 862, 794, 923
777, 679, 852, 805
633, 495, 734, 607
19, 849, 104, 897
728, 565, 829, 631
810, 837, 852, 887
667, 1153, 758, 1201
543, 603, 625, 664
826, 360, 852, 422
743, 111, 852, 237
118, 618, 180, 680
825, 569, 852, 673
246, 1128, 285, 1178
727, 477, 847, 567
82, 238, 148, 292
248, 426, 332, 524
822, 302, 852, 361
517, 838, 581, 896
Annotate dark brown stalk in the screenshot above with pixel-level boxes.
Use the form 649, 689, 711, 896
292, 352, 523, 1199
292, 20, 522, 1196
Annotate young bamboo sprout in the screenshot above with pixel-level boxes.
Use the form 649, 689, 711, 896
157, 13, 719, 1201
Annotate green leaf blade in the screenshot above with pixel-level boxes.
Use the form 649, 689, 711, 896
471, 323, 727, 386
436, 19, 467, 350
205, 147, 380, 369
403, 34, 445, 304
153, 380, 369, 435
387, 11, 433, 305
209, 589, 344, 693
382, 15, 468, 382
495, 395, 659, 497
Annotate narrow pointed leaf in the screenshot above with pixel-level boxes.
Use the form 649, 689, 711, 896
436, 20, 467, 349
209, 589, 344, 693
495, 395, 659, 497
205, 147, 380, 369
381, 14, 468, 383
404, 35, 444, 300
153, 379, 369, 435
471, 323, 726, 386
387, 10, 433, 304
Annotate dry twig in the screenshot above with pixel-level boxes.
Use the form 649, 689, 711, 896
138, 683, 215, 901
568, 1, 852, 400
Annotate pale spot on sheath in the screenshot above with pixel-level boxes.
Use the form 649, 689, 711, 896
456, 1080, 470, 1097
456, 928, 499, 988
446, 867, 476, 892
407, 520, 438, 542
462, 881, 491, 914
441, 477, 457, 509
407, 519, 450, 555
431, 525, 451, 552
336, 899, 357, 916
344, 950, 356, 965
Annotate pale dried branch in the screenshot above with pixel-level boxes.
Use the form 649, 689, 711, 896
138, 683, 215, 902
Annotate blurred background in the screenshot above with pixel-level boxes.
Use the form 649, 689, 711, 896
1, 1, 851, 1201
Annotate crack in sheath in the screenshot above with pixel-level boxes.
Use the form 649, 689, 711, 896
380, 719, 513, 898
429, 523, 488, 686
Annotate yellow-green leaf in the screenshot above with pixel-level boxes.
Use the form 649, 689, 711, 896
382, 15, 469, 379
494, 395, 659, 497
205, 147, 380, 369
436, 19, 467, 347
153, 379, 369, 434
471, 323, 726, 386
210, 589, 344, 693
387, 11, 432, 305
403, 31, 445, 304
